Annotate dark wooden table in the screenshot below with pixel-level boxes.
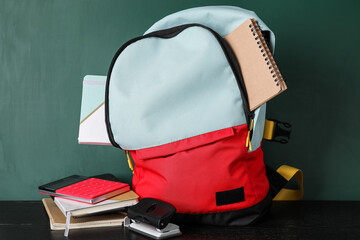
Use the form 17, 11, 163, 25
1, 201, 359, 240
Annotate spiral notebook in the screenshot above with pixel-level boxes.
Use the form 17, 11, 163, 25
225, 18, 287, 111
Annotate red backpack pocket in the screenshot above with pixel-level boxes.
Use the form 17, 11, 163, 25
129, 124, 270, 225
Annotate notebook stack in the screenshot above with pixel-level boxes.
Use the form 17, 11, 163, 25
39, 175, 138, 236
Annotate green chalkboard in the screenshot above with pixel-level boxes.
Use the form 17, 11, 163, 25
0, 0, 359, 200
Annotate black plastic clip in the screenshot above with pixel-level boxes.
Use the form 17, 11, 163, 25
270, 119, 292, 144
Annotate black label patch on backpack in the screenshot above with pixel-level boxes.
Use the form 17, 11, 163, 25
216, 187, 245, 206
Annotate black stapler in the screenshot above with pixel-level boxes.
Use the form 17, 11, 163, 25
124, 198, 182, 239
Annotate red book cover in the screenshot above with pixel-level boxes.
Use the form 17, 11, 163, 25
39, 175, 130, 204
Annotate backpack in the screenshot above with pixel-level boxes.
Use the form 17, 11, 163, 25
105, 6, 303, 226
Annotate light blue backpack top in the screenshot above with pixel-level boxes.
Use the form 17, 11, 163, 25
106, 6, 274, 151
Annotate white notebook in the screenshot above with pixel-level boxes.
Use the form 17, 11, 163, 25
78, 75, 111, 145
54, 190, 139, 218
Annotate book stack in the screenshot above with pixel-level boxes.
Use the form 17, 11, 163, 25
39, 175, 138, 236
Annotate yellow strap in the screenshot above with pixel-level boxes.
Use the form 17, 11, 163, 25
245, 131, 253, 151
273, 165, 303, 201
246, 119, 254, 151
126, 151, 134, 174
263, 119, 275, 140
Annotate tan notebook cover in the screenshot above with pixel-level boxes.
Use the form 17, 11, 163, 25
225, 18, 287, 111
42, 198, 126, 230
108, 190, 139, 202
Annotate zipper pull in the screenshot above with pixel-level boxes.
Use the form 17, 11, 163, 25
246, 112, 255, 151
126, 151, 134, 174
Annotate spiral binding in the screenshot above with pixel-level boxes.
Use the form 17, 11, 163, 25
248, 19, 284, 88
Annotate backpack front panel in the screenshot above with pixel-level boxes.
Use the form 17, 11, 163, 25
130, 125, 269, 216
107, 25, 248, 150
